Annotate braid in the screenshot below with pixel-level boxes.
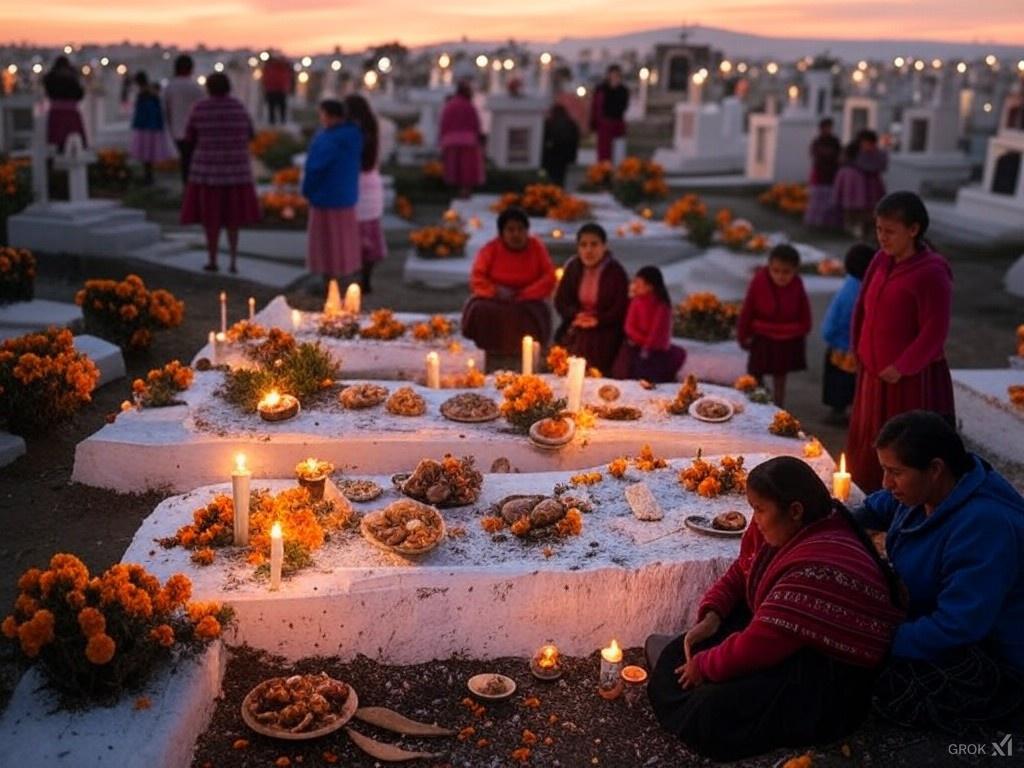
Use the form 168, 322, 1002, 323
834, 501, 905, 608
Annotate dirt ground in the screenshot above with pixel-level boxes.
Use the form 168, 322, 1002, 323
0, 178, 1021, 765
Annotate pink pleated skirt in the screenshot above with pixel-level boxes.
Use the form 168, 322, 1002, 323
307, 206, 360, 277
131, 130, 173, 163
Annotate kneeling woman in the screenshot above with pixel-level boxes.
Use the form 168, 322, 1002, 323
461, 207, 557, 358
647, 456, 904, 761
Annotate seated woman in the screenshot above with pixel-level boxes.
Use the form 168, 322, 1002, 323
647, 456, 905, 761
553, 223, 628, 374
461, 207, 557, 358
611, 266, 686, 382
854, 410, 1024, 733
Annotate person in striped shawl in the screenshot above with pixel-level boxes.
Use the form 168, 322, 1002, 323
647, 456, 905, 761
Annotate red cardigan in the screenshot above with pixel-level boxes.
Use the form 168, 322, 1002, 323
469, 236, 556, 302
852, 248, 952, 376
737, 267, 812, 346
694, 511, 904, 683
624, 293, 672, 351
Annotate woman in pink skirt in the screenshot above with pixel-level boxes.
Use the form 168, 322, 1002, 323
439, 82, 485, 198
130, 71, 172, 185
344, 94, 387, 293
43, 56, 87, 151
180, 73, 260, 273
301, 100, 363, 286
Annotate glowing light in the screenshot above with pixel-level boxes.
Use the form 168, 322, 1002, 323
737, 62, 748, 74
363, 70, 378, 88
248, 56, 258, 67
235, 453, 248, 473
983, 102, 993, 113
438, 53, 451, 69
766, 62, 778, 75
639, 66, 650, 80
331, 59, 342, 71
852, 70, 865, 83
6, 64, 16, 74
719, 60, 732, 74
63, 45, 73, 54
985, 54, 997, 67
576, 85, 587, 97
100, 57, 109, 66
931, 58, 942, 69
301, 56, 312, 67
197, 75, 206, 86
503, 58, 515, 71
893, 56, 905, 68
378, 56, 391, 72
81, 65, 90, 75
540, 52, 552, 66
32, 63, 42, 74
253, 70, 262, 80
297, 71, 309, 83
914, 60, 925, 71
957, 62, 968, 74
788, 84, 799, 99
259, 51, 270, 62
857, 60, 868, 71
691, 71, 706, 85
491, 59, 502, 71
1018, 60, 1024, 72
475, 54, 488, 68
116, 64, 127, 75
213, 62, 224, 72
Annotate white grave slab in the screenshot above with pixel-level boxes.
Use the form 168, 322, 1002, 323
74, 333, 127, 388
0, 643, 224, 768
654, 98, 747, 175
0, 299, 82, 339
952, 369, 1024, 465
1005, 254, 1024, 298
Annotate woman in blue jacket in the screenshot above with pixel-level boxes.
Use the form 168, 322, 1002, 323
820, 243, 873, 423
302, 99, 363, 286
855, 410, 1024, 733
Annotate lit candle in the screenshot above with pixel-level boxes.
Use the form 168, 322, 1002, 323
213, 332, 227, 366
554, 267, 565, 285
531, 643, 562, 680
566, 356, 586, 412
269, 521, 283, 590
833, 452, 852, 502
522, 335, 534, 375
257, 389, 300, 422
248, 297, 256, 320
291, 308, 302, 331
426, 351, 441, 389
324, 279, 342, 316
231, 453, 251, 546
219, 291, 227, 333
551, 228, 564, 239
344, 282, 361, 315
208, 330, 218, 365
599, 639, 624, 700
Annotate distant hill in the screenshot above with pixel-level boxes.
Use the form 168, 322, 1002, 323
419, 24, 1024, 63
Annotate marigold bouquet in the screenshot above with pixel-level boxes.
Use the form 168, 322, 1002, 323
490, 184, 591, 221
0, 327, 99, 434
0, 156, 32, 242
679, 451, 747, 497
360, 309, 407, 340
674, 292, 740, 342
663, 194, 708, 227
0, 246, 36, 304
261, 190, 308, 225
271, 166, 301, 187
759, 183, 809, 215
75, 274, 184, 351
250, 130, 305, 171
499, 374, 565, 432
409, 225, 470, 259
132, 360, 194, 408
546, 345, 569, 376
89, 148, 132, 191
2, 553, 231, 703
225, 320, 268, 344
411, 315, 455, 341
612, 157, 667, 206
583, 161, 613, 189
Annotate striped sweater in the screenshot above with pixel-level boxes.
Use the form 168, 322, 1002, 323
185, 96, 255, 186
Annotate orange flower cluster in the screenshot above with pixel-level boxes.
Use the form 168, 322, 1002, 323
422, 160, 444, 179
163, 494, 235, 555
668, 374, 704, 415
1008, 385, 1024, 408
546, 345, 569, 376
92, 148, 131, 188
674, 292, 740, 342
815, 257, 844, 276
664, 194, 707, 226
769, 410, 802, 437
2, 554, 226, 700
409, 226, 469, 258
499, 374, 564, 432
734, 374, 758, 393
225, 320, 268, 343
131, 359, 194, 408
0, 155, 30, 197
250, 130, 288, 159
360, 309, 407, 340
607, 457, 629, 479
570, 471, 603, 485
759, 183, 809, 215
721, 220, 755, 249
247, 328, 297, 366
490, 184, 591, 221
746, 234, 769, 253
398, 127, 424, 146
611, 157, 668, 204
829, 349, 857, 374
411, 314, 455, 341
608, 445, 668, 477
680, 452, 747, 497
0, 327, 99, 434
261, 191, 309, 223
247, 487, 350, 570
75, 274, 184, 351
1016, 324, 1024, 358
0, 246, 36, 303
585, 161, 613, 188
803, 437, 824, 458
272, 166, 301, 186
394, 195, 414, 220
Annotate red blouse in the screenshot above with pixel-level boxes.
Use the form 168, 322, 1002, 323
623, 293, 672, 351
736, 266, 812, 346
469, 236, 556, 301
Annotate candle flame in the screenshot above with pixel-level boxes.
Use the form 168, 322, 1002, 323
555, 267, 565, 283
427, 351, 439, 362
219, 291, 226, 301
542, 645, 557, 660
271, 521, 282, 539
467, 359, 476, 370
601, 638, 622, 662
839, 452, 846, 474
235, 453, 247, 472
262, 390, 281, 407
291, 309, 302, 328
610, 638, 620, 655
215, 332, 226, 342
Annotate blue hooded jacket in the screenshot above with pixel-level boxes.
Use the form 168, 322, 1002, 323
301, 122, 362, 209
854, 455, 1024, 670
820, 274, 860, 352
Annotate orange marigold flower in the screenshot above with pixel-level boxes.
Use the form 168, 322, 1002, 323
18, 609, 55, 657
195, 615, 221, 640
233, 739, 250, 750
2, 615, 18, 639
149, 623, 175, 647
134, 697, 151, 710
85, 633, 116, 665
17, 567, 42, 594
77, 607, 106, 638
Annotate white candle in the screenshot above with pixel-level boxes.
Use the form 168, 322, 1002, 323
291, 308, 302, 331
467, 358, 476, 373
231, 453, 251, 546
248, 297, 256, 320
324, 279, 342, 316
344, 282, 361, 315
522, 335, 534, 375
599, 638, 624, 699
208, 331, 218, 365
214, 331, 227, 366
833, 452, 852, 502
426, 351, 441, 389
566, 356, 586, 412
219, 291, 227, 333
270, 521, 283, 590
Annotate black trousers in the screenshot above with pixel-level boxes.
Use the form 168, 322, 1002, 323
648, 609, 875, 762
266, 92, 287, 125
175, 139, 194, 186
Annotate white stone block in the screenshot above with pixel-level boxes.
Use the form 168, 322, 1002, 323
74, 334, 126, 389
0, 431, 26, 468
952, 369, 1024, 464
1005, 254, 1024, 298
0, 299, 82, 337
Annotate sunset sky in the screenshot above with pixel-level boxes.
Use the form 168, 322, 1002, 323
2, 0, 1023, 53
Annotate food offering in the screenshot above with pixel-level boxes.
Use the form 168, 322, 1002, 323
768, 410, 803, 437
467, 674, 517, 701
440, 393, 500, 423
361, 498, 446, 555
385, 386, 427, 416
597, 384, 620, 402
679, 452, 747, 498
667, 375, 703, 415
589, 404, 642, 421
339, 383, 389, 409
242, 672, 357, 739
317, 314, 360, 339
684, 511, 748, 538
482, 494, 586, 538
396, 455, 483, 507
528, 415, 576, 449
688, 395, 734, 423
338, 479, 384, 503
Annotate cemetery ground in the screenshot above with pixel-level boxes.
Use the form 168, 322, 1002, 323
1, 182, 1021, 767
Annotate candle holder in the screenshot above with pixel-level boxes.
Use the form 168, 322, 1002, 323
258, 390, 300, 422
530, 644, 563, 680
598, 640, 624, 700
295, 458, 333, 500
620, 665, 648, 707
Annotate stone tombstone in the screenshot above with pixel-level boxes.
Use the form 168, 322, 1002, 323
746, 110, 816, 182
0, 92, 36, 153
804, 68, 833, 118
485, 94, 547, 169
842, 96, 878, 143
53, 133, 96, 203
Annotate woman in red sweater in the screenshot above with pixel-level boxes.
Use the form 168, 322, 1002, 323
461, 207, 557, 358
647, 456, 905, 761
611, 266, 686, 382
846, 192, 954, 492
737, 244, 812, 407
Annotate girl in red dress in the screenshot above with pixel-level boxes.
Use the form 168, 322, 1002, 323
612, 266, 686, 382
737, 244, 812, 408
846, 192, 955, 492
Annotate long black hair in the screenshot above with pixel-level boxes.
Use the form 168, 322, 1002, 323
874, 410, 973, 478
344, 94, 379, 171
635, 265, 671, 306
875, 191, 931, 250
747, 456, 905, 607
